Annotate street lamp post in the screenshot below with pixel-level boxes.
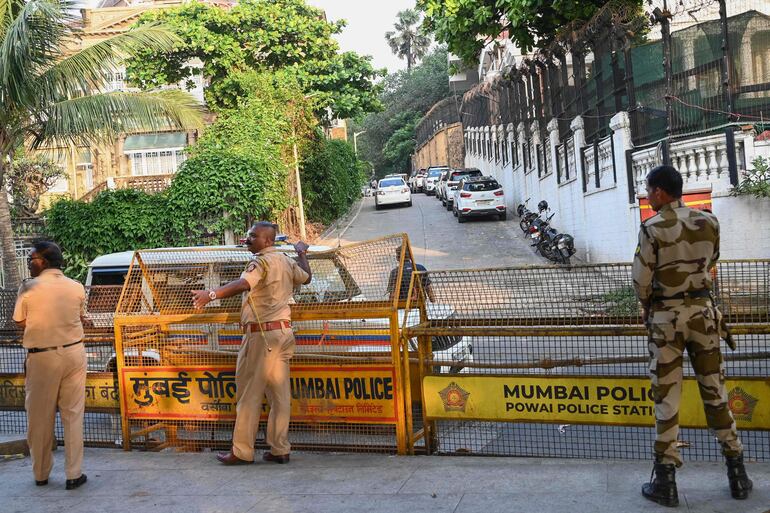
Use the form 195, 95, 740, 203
353, 130, 367, 157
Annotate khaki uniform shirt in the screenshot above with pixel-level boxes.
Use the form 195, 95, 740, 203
632, 199, 720, 308
13, 269, 86, 349
240, 247, 310, 324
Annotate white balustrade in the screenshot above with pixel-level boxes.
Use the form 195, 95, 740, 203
630, 133, 746, 193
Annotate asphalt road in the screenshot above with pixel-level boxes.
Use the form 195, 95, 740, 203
319, 192, 541, 270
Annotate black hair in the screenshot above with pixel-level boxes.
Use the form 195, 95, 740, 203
251, 221, 278, 241
646, 165, 683, 198
33, 241, 63, 269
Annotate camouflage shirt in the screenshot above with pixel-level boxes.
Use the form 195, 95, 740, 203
632, 199, 720, 307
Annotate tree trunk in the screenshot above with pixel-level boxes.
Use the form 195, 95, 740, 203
406, 40, 413, 72
0, 161, 21, 290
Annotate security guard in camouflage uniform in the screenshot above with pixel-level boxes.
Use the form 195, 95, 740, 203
632, 165, 752, 506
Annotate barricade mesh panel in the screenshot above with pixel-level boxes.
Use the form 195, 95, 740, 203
115, 237, 408, 316
405, 260, 770, 461
0, 287, 124, 447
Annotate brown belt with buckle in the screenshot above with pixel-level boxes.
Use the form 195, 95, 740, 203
242, 320, 291, 333
28, 341, 82, 354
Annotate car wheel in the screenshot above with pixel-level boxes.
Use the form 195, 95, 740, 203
452, 207, 458, 217
457, 214, 466, 223
375, 202, 381, 210
406, 200, 412, 207
499, 212, 507, 221
445, 202, 452, 211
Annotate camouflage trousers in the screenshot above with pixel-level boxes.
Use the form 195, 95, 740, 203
647, 300, 742, 466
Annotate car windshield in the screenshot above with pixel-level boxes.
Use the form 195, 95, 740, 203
427, 169, 445, 178
379, 179, 404, 188
450, 170, 481, 181
464, 181, 500, 192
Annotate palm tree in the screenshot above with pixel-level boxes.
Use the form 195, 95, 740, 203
385, 9, 431, 72
0, 0, 203, 289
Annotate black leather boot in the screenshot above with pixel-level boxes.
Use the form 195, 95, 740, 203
726, 455, 753, 499
642, 461, 679, 507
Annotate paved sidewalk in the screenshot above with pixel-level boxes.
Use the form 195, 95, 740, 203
3, 448, 769, 513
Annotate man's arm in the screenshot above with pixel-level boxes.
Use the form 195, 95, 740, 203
632, 224, 657, 322
294, 241, 312, 284
192, 278, 251, 310
13, 284, 27, 329
424, 281, 437, 302
711, 217, 720, 267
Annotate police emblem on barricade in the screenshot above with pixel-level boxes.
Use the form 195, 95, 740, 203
438, 382, 470, 412
728, 387, 758, 422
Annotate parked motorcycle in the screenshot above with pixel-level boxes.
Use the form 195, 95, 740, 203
517, 198, 540, 233
516, 198, 531, 217
527, 210, 555, 253
550, 233, 576, 264
527, 204, 576, 265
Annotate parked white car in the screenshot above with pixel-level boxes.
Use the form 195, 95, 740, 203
375, 177, 412, 210
410, 171, 427, 193
423, 167, 448, 195
452, 176, 507, 222
440, 168, 483, 211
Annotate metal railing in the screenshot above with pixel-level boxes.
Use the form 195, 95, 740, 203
79, 174, 174, 203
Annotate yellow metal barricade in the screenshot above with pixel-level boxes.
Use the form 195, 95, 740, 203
403, 260, 770, 461
112, 235, 419, 454
0, 285, 124, 446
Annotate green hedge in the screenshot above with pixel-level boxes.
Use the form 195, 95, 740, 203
302, 136, 365, 224
45, 189, 171, 282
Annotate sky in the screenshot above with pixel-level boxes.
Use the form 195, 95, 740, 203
295, 0, 418, 74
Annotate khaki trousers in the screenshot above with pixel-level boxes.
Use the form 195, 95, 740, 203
25, 343, 86, 481
232, 326, 295, 461
647, 303, 742, 466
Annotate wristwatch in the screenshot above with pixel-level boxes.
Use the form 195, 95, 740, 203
208, 290, 217, 301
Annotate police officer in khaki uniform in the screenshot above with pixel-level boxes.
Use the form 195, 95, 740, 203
192, 222, 311, 465
632, 166, 752, 506
14, 241, 88, 489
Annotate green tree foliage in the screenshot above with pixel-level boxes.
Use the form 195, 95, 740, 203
126, 0, 384, 121
301, 136, 365, 224
385, 9, 432, 71
418, 0, 637, 63
355, 47, 451, 177
44, 72, 364, 281
6, 156, 66, 217
382, 112, 421, 173
0, 0, 203, 289
166, 72, 309, 242
732, 156, 770, 199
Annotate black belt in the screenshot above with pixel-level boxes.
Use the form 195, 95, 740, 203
27, 341, 82, 354
652, 290, 711, 301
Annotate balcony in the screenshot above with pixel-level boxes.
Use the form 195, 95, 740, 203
79, 174, 174, 203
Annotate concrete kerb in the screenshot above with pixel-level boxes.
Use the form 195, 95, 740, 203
0, 436, 28, 457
